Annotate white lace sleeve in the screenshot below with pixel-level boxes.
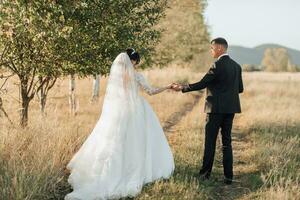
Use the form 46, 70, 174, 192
135, 73, 166, 96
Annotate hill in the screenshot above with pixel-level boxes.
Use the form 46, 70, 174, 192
228, 44, 300, 67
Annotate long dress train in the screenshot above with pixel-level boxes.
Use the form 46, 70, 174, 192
65, 53, 174, 200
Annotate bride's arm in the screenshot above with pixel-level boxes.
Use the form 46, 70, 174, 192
136, 73, 171, 96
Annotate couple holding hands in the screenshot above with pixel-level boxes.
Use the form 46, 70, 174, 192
65, 37, 243, 200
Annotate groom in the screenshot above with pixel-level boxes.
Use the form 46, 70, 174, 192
172, 38, 243, 184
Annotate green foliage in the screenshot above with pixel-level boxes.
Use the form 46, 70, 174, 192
54, 0, 167, 75
0, 0, 168, 76
0, 0, 64, 77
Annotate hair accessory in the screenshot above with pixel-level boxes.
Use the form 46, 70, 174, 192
131, 49, 136, 55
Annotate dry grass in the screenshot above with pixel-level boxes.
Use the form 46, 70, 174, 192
238, 72, 300, 128
237, 72, 300, 200
0, 69, 299, 200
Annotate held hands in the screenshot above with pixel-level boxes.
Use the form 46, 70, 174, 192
170, 83, 183, 92
166, 83, 185, 92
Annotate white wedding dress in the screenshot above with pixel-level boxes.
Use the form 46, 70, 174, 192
65, 53, 174, 200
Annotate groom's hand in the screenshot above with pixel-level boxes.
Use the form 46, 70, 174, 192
171, 83, 183, 91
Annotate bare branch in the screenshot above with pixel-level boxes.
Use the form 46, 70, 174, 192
0, 73, 14, 79
47, 78, 57, 91
0, 97, 14, 125
45, 77, 57, 96
0, 76, 11, 91
34, 76, 49, 94
9, 59, 19, 74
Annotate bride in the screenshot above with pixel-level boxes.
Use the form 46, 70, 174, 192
65, 49, 175, 200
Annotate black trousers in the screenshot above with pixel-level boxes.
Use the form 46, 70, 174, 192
199, 113, 235, 179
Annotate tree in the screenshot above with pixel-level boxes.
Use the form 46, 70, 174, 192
1, 0, 168, 124
155, 0, 211, 69
53, 0, 168, 113
0, 0, 65, 126
287, 59, 298, 72
261, 48, 297, 72
54, 0, 167, 76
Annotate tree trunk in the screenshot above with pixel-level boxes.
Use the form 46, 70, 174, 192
39, 77, 46, 115
38, 77, 57, 115
40, 91, 47, 115
20, 98, 30, 127
20, 81, 30, 127
69, 74, 77, 115
91, 74, 100, 102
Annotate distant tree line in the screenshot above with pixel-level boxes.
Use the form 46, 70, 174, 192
154, 0, 211, 70
243, 48, 299, 72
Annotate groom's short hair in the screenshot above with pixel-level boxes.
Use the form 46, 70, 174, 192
211, 37, 228, 49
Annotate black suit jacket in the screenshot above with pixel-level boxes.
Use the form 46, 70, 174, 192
182, 55, 243, 113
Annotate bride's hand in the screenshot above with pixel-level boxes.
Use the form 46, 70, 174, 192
166, 83, 173, 89
170, 83, 183, 91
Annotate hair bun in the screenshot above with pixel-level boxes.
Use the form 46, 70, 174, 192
126, 48, 135, 56
126, 48, 140, 64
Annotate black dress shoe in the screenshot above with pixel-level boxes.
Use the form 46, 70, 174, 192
223, 177, 233, 185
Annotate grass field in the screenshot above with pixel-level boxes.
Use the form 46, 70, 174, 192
0, 68, 299, 200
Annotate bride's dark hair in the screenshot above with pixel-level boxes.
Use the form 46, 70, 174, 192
126, 48, 140, 64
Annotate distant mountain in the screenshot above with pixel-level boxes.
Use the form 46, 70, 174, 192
228, 46, 262, 65
228, 44, 300, 66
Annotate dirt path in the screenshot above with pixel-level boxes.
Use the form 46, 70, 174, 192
59, 92, 260, 200
210, 128, 260, 200
163, 92, 203, 133
163, 93, 260, 200
56, 92, 204, 199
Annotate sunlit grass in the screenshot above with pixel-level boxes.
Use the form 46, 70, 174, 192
1, 70, 299, 199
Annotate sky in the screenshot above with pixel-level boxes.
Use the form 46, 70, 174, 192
204, 0, 300, 50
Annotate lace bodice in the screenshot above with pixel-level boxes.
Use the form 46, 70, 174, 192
135, 72, 165, 95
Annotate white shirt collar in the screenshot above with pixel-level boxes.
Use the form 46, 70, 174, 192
217, 53, 229, 60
